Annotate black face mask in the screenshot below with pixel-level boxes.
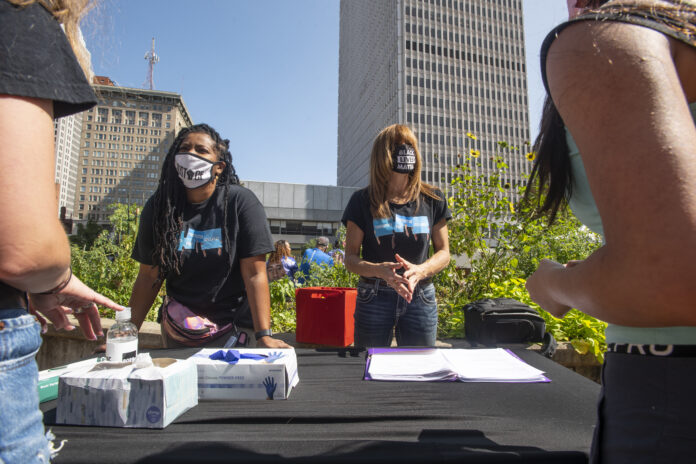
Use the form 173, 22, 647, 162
392, 144, 416, 174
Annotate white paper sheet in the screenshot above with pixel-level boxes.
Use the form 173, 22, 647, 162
366, 348, 548, 383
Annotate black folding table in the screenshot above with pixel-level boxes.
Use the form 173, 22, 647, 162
41, 344, 599, 463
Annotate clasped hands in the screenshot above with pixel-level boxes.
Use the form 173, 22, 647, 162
377, 254, 426, 303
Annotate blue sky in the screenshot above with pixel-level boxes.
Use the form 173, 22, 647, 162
83, 0, 568, 187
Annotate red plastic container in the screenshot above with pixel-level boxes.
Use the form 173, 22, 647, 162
295, 287, 357, 347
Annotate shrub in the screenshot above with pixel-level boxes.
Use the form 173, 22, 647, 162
269, 277, 297, 333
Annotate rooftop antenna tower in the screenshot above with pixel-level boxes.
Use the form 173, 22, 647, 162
143, 37, 159, 90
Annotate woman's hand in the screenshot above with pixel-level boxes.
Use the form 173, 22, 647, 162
256, 336, 291, 349
375, 261, 412, 300
28, 274, 126, 341
395, 254, 427, 302
525, 259, 572, 319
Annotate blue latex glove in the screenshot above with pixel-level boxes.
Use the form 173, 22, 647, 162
209, 350, 267, 364
263, 376, 277, 399
264, 351, 284, 363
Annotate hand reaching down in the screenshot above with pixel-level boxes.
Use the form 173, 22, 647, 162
28, 273, 126, 341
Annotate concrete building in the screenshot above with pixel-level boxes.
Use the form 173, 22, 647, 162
74, 77, 192, 222
54, 113, 83, 219
337, 0, 531, 198
244, 180, 359, 248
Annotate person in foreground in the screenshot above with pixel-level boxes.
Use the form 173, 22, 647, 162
129, 123, 289, 349
342, 124, 451, 347
524, 1, 696, 461
0, 0, 126, 461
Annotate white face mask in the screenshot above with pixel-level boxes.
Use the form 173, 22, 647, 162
174, 153, 218, 189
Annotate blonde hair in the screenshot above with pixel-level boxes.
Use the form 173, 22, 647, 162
268, 240, 291, 265
368, 124, 441, 218
8, 0, 94, 79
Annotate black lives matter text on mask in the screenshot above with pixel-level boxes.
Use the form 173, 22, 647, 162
393, 144, 416, 173
396, 154, 416, 171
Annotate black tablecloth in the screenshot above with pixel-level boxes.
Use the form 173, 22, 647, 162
41, 345, 600, 463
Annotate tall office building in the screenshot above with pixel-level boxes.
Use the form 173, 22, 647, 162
338, 0, 530, 197
54, 113, 83, 219
74, 77, 192, 222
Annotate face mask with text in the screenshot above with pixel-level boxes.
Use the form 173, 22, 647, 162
175, 153, 219, 189
392, 144, 416, 174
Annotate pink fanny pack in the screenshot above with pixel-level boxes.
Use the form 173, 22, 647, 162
161, 297, 234, 347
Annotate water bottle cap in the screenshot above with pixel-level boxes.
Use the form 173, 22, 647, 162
115, 307, 131, 321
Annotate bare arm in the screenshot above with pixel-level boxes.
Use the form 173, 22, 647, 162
0, 95, 124, 338
128, 264, 162, 330
526, 21, 696, 326
0, 96, 71, 292
240, 255, 290, 348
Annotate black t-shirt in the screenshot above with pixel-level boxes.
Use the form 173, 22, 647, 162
0, 1, 97, 118
0, 1, 96, 311
341, 188, 451, 265
132, 185, 274, 325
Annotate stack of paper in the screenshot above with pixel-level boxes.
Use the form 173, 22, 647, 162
365, 348, 549, 383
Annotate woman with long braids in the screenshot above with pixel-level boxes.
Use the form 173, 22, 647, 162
129, 123, 288, 349
342, 124, 451, 347
524, 0, 696, 461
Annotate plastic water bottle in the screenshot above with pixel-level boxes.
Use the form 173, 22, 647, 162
106, 307, 138, 362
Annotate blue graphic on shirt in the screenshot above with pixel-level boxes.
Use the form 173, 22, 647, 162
178, 228, 222, 251
373, 214, 430, 247
373, 215, 430, 237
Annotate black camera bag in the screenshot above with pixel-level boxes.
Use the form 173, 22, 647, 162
464, 298, 548, 347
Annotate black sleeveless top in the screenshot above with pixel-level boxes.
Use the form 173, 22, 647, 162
540, 0, 696, 95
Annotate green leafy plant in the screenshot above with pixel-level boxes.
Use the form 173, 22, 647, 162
70, 219, 107, 250
269, 277, 297, 333
302, 261, 359, 289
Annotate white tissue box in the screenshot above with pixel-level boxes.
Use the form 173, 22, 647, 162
190, 348, 299, 400
56, 355, 198, 428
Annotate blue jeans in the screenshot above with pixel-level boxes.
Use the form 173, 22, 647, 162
353, 280, 438, 347
0, 311, 52, 463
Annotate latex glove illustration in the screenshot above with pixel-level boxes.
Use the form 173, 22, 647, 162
263, 376, 277, 400
264, 351, 284, 363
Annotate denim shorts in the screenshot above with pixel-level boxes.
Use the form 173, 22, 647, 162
353, 279, 438, 348
0, 311, 52, 463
